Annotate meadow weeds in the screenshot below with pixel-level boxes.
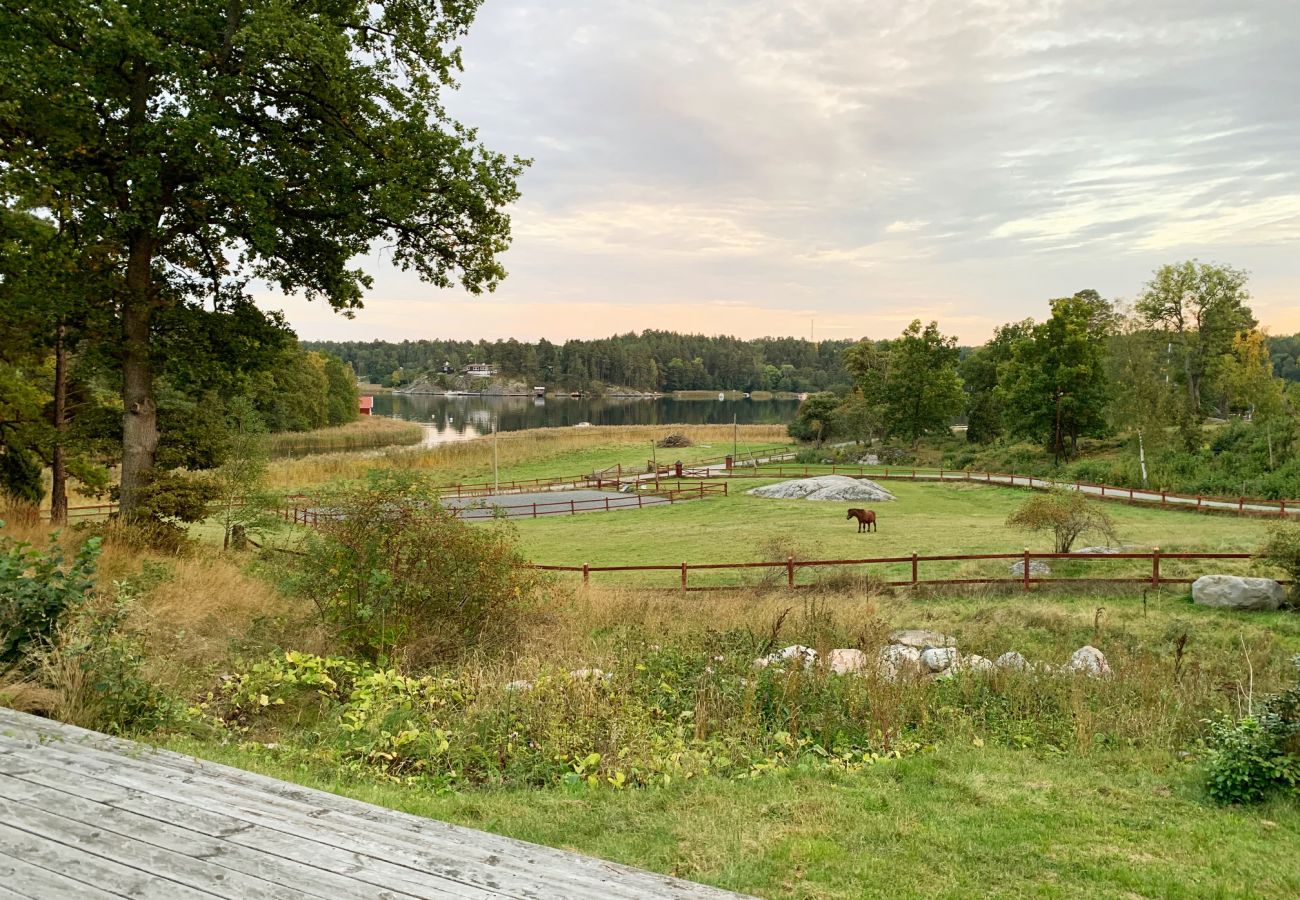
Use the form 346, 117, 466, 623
265, 417, 424, 457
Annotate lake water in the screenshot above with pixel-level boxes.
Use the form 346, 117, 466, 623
370, 393, 800, 445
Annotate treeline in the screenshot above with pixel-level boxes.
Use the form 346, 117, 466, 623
305, 331, 856, 393
794, 261, 1300, 495
0, 206, 358, 511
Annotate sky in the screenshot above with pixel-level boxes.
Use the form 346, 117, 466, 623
267, 0, 1300, 345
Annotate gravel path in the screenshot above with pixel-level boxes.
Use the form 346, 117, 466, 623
444, 489, 671, 520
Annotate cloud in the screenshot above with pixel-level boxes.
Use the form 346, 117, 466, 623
267, 0, 1300, 343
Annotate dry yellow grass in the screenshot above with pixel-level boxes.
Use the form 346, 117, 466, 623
266, 416, 424, 456
266, 423, 790, 490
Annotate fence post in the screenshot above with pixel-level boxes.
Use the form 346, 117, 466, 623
911, 552, 918, 586
1151, 547, 1160, 587
1282, 500, 1288, 518
533, 503, 538, 519
570, 499, 576, 515
1197, 495, 1203, 510
681, 561, 688, 591
638, 494, 644, 509
1239, 496, 1244, 513
583, 563, 590, 585
1023, 548, 1031, 592
787, 556, 795, 588
605, 497, 610, 511
724, 482, 729, 496
1161, 491, 1167, 507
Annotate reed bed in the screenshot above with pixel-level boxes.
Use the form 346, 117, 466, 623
266, 417, 424, 457
266, 423, 790, 490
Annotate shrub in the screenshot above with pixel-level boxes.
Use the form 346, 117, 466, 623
1006, 490, 1119, 553
1204, 658, 1300, 804
1258, 521, 1300, 606
290, 471, 540, 666
0, 528, 100, 669
109, 468, 218, 551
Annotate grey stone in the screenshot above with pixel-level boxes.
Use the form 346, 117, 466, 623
827, 648, 869, 674
747, 475, 896, 502
995, 651, 1031, 671
877, 644, 922, 680
1065, 646, 1110, 676
920, 647, 958, 673
889, 629, 955, 649
1192, 575, 1285, 611
1009, 559, 1052, 577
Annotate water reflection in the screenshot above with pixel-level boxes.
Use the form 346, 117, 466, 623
369, 393, 799, 446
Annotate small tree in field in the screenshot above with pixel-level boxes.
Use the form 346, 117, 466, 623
292, 472, 539, 666
209, 400, 281, 551
1258, 522, 1300, 605
1006, 490, 1119, 553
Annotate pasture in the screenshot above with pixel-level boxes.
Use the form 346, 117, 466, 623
508, 479, 1281, 587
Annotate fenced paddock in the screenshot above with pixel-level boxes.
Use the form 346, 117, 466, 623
532, 548, 1278, 592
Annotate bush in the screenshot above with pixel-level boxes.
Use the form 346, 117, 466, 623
1258, 521, 1300, 606
0, 528, 100, 669
110, 468, 219, 551
1006, 490, 1119, 553
1204, 658, 1300, 804
290, 471, 540, 666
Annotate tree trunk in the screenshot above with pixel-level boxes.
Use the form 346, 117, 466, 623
1137, 429, 1148, 488
118, 241, 158, 520
49, 322, 69, 525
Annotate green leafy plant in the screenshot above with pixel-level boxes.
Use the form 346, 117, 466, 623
1258, 521, 1300, 606
290, 471, 540, 665
1006, 489, 1119, 553
1204, 657, 1300, 804
0, 527, 100, 668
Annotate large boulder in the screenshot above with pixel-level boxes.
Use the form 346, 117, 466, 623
827, 648, 869, 674
920, 647, 958, 673
995, 651, 1031, 671
1009, 559, 1051, 577
1065, 646, 1110, 677
1192, 575, 1285, 611
877, 644, 923, 680
747, 475, 896, 502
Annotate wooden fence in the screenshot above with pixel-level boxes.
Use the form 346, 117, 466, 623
532, 548, 1264, 591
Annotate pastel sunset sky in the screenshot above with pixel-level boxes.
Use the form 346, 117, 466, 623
264, 0, 1300, 344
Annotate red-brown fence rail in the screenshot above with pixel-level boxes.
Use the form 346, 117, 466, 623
531, 548, 1269, 592
39, 503, 118, 523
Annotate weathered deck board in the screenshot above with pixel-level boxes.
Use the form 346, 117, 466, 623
0, 707, 752, 900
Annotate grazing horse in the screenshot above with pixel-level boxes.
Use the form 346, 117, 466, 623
846, 508, 876, 533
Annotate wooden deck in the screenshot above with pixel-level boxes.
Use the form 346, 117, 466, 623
0, 707, 752, 899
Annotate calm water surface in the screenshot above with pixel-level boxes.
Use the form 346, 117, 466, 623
370, 393, 799, 445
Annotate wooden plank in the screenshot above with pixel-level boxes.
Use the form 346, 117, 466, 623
0, 775, 408, 900
0, 713, 747, 900
0, 820, 218, 899
0, 852, 123, 900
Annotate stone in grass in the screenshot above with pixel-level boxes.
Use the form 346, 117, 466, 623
755, 645, 819, 670
504, 679, 533, 692
877, 644, 923, 680
1191, 575, 1285, 612
960, 654, 994, 672
827, 648, 869, 674
995, 651, 1031, 671
889, 629, 955, 649
747, 475, 897, 502
568, 668, 609, 681
1065, 646, 1110, 676
920, 647, 958, 673
1009, 559, 1052, 577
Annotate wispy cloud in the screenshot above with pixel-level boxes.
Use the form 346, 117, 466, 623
265, 0, 1300, 342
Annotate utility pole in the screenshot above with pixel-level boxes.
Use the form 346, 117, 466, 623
733, 413, 738, 461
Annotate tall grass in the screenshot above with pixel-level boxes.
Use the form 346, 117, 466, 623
266, 417, 424, 457
266, 423, 790, 489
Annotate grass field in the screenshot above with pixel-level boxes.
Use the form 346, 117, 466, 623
157, 739, 1300, 900
507, 479, 1280, 587
265, 416, 425, 456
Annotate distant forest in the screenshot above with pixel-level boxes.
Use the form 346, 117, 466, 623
305, 330, 1300, 394
303, 332, 857, 392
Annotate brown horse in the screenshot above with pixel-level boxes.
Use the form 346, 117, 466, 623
846, 508, 876, 533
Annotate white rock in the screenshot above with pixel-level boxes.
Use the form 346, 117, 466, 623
504, 679, 533, 692
995, 651, 1031, 671
568, 668, 608, 681
751, 657, 770, 670
1065, 646, 1111, 677
747, 475, 896, 502
889, 629, 954, 649
827, 648, 869, 675
920, 647, 958, 673
960, 654, 994, 672
1009, 560, 1051, 577
770, 645, 819, 668
876, 644, 922, 680
1191, 575, 1285, 611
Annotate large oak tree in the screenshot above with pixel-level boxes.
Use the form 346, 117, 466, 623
0, 0, 524, 516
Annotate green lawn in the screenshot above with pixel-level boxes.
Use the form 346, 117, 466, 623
160, 739, 1300, 900
510, 480, 1277, 587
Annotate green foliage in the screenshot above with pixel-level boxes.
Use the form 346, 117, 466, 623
290, 472, 539, 665
881, 320, 964, 444
1204, 659, 1300, 804
788, 392, 842, 446
1258, 522, 1300, 605
1005, 490, 1119, 553
1000, 291, 1113, 463
109, 469, 219, 551
960, 320, 1032, 445
208, 400, 281, 550
0, 530, 100, 668
323, 355, 360, 427
43, 581, 183, 735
